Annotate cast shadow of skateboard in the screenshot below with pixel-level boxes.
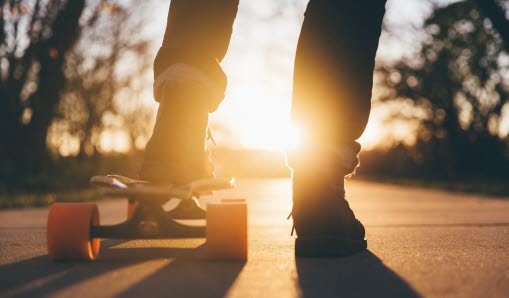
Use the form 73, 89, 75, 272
0, 239, 245, 298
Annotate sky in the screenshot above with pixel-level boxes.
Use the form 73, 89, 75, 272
142, 0, 453, 151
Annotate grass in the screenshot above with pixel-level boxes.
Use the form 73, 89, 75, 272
359, 176, 509, 198
0, 189, 102, 209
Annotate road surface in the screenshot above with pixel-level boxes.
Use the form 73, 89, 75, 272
1, 179, 508, 297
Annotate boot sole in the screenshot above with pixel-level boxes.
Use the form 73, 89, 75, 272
295, 236, 367, 258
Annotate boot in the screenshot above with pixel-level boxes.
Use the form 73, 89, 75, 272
288, 146, 367, 257
139, 72, 211, 185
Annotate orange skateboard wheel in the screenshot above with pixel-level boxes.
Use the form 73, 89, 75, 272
127, 201, 138, 219
47, 203, 100, 261
206, 199, 248, 261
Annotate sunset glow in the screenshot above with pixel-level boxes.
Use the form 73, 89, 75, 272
47, 0, 433, 155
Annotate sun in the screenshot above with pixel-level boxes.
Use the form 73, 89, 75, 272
237, 119, 301, 151
234, 102, 301, 151
212, 88, 301, 152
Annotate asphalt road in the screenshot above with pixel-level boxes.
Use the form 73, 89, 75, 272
1, 179, 508, 298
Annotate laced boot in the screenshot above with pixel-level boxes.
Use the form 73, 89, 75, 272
288, 146, 366, 257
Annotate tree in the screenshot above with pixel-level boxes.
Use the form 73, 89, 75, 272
54, 2, 152, 158
379, 1, 509, 177
0, 1, 153, 190
1, 0, 86, 184
474, 0, 509, 51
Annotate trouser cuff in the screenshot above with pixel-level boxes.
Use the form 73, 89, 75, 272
286, 142, 361, 178
153, 47, 227, 112
153, 63, 225, 112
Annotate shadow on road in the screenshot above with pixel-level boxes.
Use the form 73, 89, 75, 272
0, 239, 245, 297
296, 250, 419, 298
114, 246, 245, 297
2, 241, 417, 297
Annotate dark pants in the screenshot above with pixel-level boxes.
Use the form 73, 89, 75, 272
155, 0, 386, 153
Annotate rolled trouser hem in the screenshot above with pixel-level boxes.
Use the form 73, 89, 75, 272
153, 63, 225, 112
154, 47, 227, 112
286, 142, 362, 178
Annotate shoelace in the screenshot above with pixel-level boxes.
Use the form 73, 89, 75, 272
287, 212, 295, 236
286, 183, 348, 237
207, 128, 216, 146
207, 127, 301, 237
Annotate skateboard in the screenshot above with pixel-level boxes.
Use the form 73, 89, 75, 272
46, 175, 247, 261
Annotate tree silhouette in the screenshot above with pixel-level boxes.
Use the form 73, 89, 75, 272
0, 1, 153, 191
474, 0, 509, 51
379, 1, 509, 177
1, 0, 86, 184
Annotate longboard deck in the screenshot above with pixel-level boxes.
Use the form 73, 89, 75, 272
102, 175, 148, 185
90, 175, 235, 200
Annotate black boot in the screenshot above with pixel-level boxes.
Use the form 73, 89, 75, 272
289, 147, 367, 257
139, 79, 210, 185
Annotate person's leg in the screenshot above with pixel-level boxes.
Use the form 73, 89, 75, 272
289, 0, 386, 257
140, 0, 239, 184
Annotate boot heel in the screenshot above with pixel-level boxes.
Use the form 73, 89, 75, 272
295, 236, 367, 258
